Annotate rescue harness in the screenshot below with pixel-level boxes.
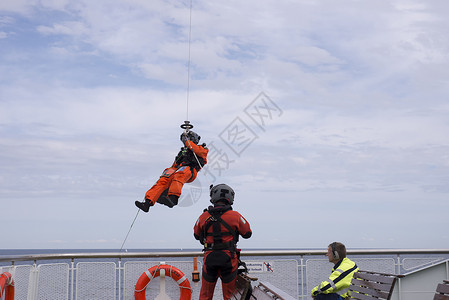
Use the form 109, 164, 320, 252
174, 146, 206, 171
201, 205, 239, 253
175, 120, 206, 171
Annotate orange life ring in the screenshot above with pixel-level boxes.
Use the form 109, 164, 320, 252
0, 272, 15, 300
134, 264, 192, 300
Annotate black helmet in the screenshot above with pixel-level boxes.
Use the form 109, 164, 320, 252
188, 131, 201, 144
210, 184, 234, 205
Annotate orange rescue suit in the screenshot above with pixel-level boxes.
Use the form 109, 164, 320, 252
193, 205, 252, 300
145, 140, 208, 205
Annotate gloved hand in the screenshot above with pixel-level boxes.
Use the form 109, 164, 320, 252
180, 132, 189, 144
311, 286, 319, 297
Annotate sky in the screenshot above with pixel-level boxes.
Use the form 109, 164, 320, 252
1, 0, 448, 250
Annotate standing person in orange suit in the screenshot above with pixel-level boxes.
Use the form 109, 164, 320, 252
135, 130, 208, 212
194, 184, 252, 300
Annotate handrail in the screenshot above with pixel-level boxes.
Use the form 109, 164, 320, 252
1, 249, 448, 300
1, 249, 448, 263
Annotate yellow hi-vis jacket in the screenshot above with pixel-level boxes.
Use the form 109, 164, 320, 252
311, 257, 358, 298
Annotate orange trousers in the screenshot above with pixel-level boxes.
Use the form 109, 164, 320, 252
199, 279, 237, 300
199, 250, 238, 300
145, 166, 197, 205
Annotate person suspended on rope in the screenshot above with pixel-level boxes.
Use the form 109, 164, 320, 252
193, 184, 252, 300
135, 128, 208, 212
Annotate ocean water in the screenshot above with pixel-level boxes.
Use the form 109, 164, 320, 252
0, 248, 188, 255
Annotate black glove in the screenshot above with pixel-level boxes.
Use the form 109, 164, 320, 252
237, 260, 248, 274
180, 132, 189, 144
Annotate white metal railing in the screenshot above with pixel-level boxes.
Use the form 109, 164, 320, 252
1, 249, 448, 300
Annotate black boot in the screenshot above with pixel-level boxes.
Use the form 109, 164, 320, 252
168, 195, 179, 207
157, 195, 179, 208
135, 199, 152, 212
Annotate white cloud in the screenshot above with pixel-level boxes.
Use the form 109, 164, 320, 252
0, 0, 34, 13
37, 21, 87, 36
1, 0, 449, 249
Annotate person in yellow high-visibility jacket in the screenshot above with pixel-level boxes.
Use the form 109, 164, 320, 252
311, 242, 358, 300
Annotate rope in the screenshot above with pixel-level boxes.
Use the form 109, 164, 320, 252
134, 263, 162, 293
185, 0, 193, 121
187, 143, 205, 170
120, 2, 195, 255
120, 208, 140, 252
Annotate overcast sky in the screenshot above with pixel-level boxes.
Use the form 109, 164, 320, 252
1, 0, 448, 250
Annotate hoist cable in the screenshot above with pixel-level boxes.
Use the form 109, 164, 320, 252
185, 0, 193, 121
120, 208, 140, 252
184, 1, 206, 173
121, 1, 195, 252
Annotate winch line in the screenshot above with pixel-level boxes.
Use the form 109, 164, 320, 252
184, 0, 206, 174
120, 1, 194, 252
120, 208, 140, 252
185, 0, 193, 121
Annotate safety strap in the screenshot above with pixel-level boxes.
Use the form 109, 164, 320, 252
203, 213, 238, 251
174, 146, 205, 170
319, 264, 358, 293
333, 264, 358, 285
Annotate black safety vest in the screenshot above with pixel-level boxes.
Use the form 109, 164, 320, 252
174, 146, 205, 170
202, 206, 239, 251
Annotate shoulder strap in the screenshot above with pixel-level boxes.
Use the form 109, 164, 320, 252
203, 211, 238, 245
